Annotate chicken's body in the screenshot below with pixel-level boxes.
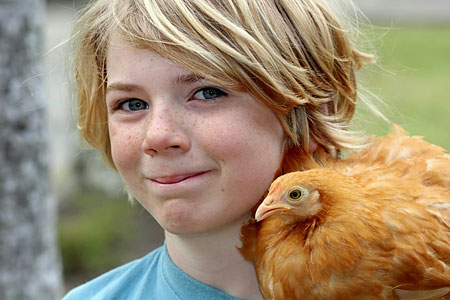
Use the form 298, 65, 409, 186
240, 125, 450, 299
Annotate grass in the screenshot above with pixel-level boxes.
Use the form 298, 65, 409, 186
354, 26, 450, 151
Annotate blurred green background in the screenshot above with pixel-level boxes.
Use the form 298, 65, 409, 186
355, 26, 450, 150
53, 2, 450, 292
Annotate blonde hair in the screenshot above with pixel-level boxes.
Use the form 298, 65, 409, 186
72, 0, 374, 168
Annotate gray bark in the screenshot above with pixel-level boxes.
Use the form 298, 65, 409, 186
0, 0, 63, 299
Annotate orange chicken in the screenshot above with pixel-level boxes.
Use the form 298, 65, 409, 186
240, 125, 450, 299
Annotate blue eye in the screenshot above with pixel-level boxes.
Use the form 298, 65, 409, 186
193, 87, 227, 101
120, 99, 149, 111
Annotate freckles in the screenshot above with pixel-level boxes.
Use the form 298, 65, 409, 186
126, 133, 140, 145
189, 113, 197, 127
191, 115, 220, 149
179, 112, 189, 127
110, 129, 141, 164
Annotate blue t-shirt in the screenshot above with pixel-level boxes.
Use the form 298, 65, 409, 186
62, 245, 244, 300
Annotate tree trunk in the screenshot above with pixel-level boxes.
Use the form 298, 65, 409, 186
0, 0, 63, 299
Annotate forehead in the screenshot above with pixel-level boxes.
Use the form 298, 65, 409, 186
107, 32, 165, 65
106, 32, 192, 81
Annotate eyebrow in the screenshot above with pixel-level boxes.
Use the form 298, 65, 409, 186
106, 83, 144, 95
173, 73, 206, 85
106, 73, 207, 96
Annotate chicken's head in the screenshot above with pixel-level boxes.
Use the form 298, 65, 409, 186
255, 169, 348, 222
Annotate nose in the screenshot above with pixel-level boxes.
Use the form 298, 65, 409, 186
141, 106, 191, 156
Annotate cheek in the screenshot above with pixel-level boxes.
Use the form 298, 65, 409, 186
209, 110, 284, 166
109, 122, 142, 171
198, 108, 285, 195
194, 112, 256, 163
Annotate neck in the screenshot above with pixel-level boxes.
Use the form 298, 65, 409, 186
165, 217, 263, 300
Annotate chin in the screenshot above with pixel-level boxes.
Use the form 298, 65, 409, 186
156, 201, 207, 235
160, 212, 241, 237
162, 218, 203, 236
147, 197, 249, 236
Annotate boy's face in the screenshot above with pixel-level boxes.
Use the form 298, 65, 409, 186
105, 34, 285, 235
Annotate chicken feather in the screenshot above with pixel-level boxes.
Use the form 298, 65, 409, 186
240, 125, 450, 300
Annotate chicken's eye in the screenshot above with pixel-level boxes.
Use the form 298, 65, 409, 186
287, 186, 308, 203
289, 189, 302, 200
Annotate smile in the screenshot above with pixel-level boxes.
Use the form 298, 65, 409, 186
150, 171, 210, 185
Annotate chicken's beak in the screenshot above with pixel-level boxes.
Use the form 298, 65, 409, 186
255, 199, 291, 222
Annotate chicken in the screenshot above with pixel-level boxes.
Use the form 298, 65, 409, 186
240, 125, 450, 300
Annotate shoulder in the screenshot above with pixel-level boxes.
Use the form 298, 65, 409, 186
62, 246, 165, 300
63, 244, 246, 300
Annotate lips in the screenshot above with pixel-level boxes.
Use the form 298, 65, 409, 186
150, 171, 209, 184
